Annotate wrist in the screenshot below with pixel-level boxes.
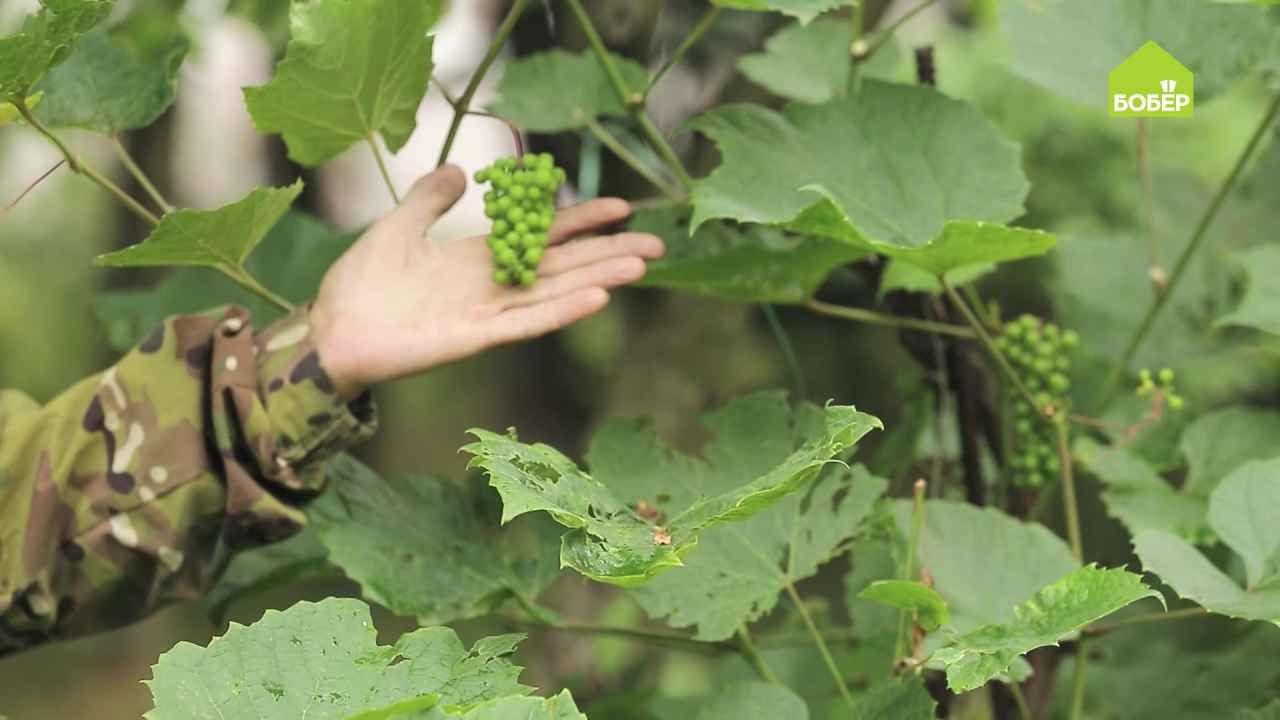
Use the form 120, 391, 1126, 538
308, 301, 367, 401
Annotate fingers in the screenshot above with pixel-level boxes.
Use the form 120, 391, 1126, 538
539, 232, 665, 275
548, 197, 632, 245
486, 288, 611, 347
504, 256, 646, 309
380, 164, 467, 236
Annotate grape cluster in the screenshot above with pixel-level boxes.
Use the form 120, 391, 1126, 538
995, 314, 1078, 488
475, 153, 566, 286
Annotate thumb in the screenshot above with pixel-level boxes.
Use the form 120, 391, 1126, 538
383, 164, 467, 236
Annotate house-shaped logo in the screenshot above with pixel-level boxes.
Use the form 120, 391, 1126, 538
1109, 41, 1193, 117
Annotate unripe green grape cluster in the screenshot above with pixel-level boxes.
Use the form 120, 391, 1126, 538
995, 314, 1079, 489
476, 153, 566, 286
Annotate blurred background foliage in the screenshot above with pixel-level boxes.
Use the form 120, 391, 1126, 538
2, 0, 1279, 717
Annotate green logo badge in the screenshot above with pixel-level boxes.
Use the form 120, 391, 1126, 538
1109, 41, 1193, 117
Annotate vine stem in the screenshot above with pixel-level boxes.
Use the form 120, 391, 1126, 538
1008, 681, 1035, 720
1070, 638, 1088, 720
1096, 90, 1280, 411
863, 0, 940, 61
648, 6, 722, 92
895, 479, 926, 661
564, 0, 694, 190
1086, 607, 1206, 635
737, 625, 782, 683
436, 0, 530, 167
1136, 119, 1160, 285
366, 135, 401, 204
219, 265, 294, 313
112, 137, 173, 213
762, 305, 809, 400
785, 582, 855, 711
1055, 417, 1083, 562
942, 279, 1047, 422
584, 119, 683, 201
2, 159, 64, 215
15, 99, 160, 226
805, 297, 977, 338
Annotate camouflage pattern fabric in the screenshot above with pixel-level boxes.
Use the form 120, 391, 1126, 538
0, 306, 376, 657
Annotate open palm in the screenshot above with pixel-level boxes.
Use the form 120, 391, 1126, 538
309, 165, 664, 397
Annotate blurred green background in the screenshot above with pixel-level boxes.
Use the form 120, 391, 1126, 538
2, 0, 1279, 717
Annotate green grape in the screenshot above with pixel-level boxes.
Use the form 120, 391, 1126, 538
476, 153, 567, 286
998, 315, 1079, 489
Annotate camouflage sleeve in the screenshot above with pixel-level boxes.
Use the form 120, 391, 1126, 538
0, 305, 377, 657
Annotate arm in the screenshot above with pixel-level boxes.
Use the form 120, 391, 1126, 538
0, 166, 663, 655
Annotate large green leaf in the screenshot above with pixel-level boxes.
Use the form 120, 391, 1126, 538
999, 0, 1273, 106
631, 205, 866, 304
857, 580, 949, 631
1134, 458, 1280, 622
489, 49, 648, 133
855, 675, 938, 720
1217, 245, 1280, 335
243, 0, 439, 166
711, 0, 851, 23
1076, 436, 1213, 543
463, 392, 881, 587
737, 18, 907, 103
202, 528, 333, 626
893, 500, 1078, 632
1180, 406, 1280, 496
630, 464, 885, 640
932, 565, 1162, 692
95, 211, 357, 351
96, 182, 302, 269
146, 598, 530, 719
0, 0, 114, 100
35, 28, 188, 133
688, 81, 1044, 276
310, 455, 561, 626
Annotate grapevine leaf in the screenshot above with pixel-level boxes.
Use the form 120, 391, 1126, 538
688, 81, 1042, 275
146, 598, 530, 719
877, 260, 991, 299
857, 580, 950, 631
35, 28, 188, 133
630, 464, 886, 640
1240, 701, 1280, 720
1135, 459, 1280, 623
855, 675, 938, 720
630, 204, 867, 304
463, 391, 881, 587
310, 455, 561, 626
1076, 436, 1212, 544
243, 0, 439, 166
710, 0, 852, 23
489, 49, 648, 132
95, 211, 357, 351
95, 181, 303, 269
1181, 407, 1280, 497
893, 500, 1078, 632
1216, 245, 1280, 335
0, 0, 114, 101
737, 18, 908, 103
447, 691, 587, 720
999, 0, 1273, 106
932, 565, 1162, 693
202, 528, 333, 626
693, 682, 809, 719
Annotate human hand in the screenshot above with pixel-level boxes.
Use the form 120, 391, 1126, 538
309, 165, 664, 399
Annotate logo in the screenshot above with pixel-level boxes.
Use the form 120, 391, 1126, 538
1109, 41, 1193, 117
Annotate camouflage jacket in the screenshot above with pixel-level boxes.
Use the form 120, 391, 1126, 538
0, 306, 377, 657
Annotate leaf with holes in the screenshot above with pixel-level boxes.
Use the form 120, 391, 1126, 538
146, 598, 531, 719
310, 454, 562, 626
95, 182, 302, 270
243, 0, 440, 166
463, 391, 881, 587
490, 49, 648, 132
